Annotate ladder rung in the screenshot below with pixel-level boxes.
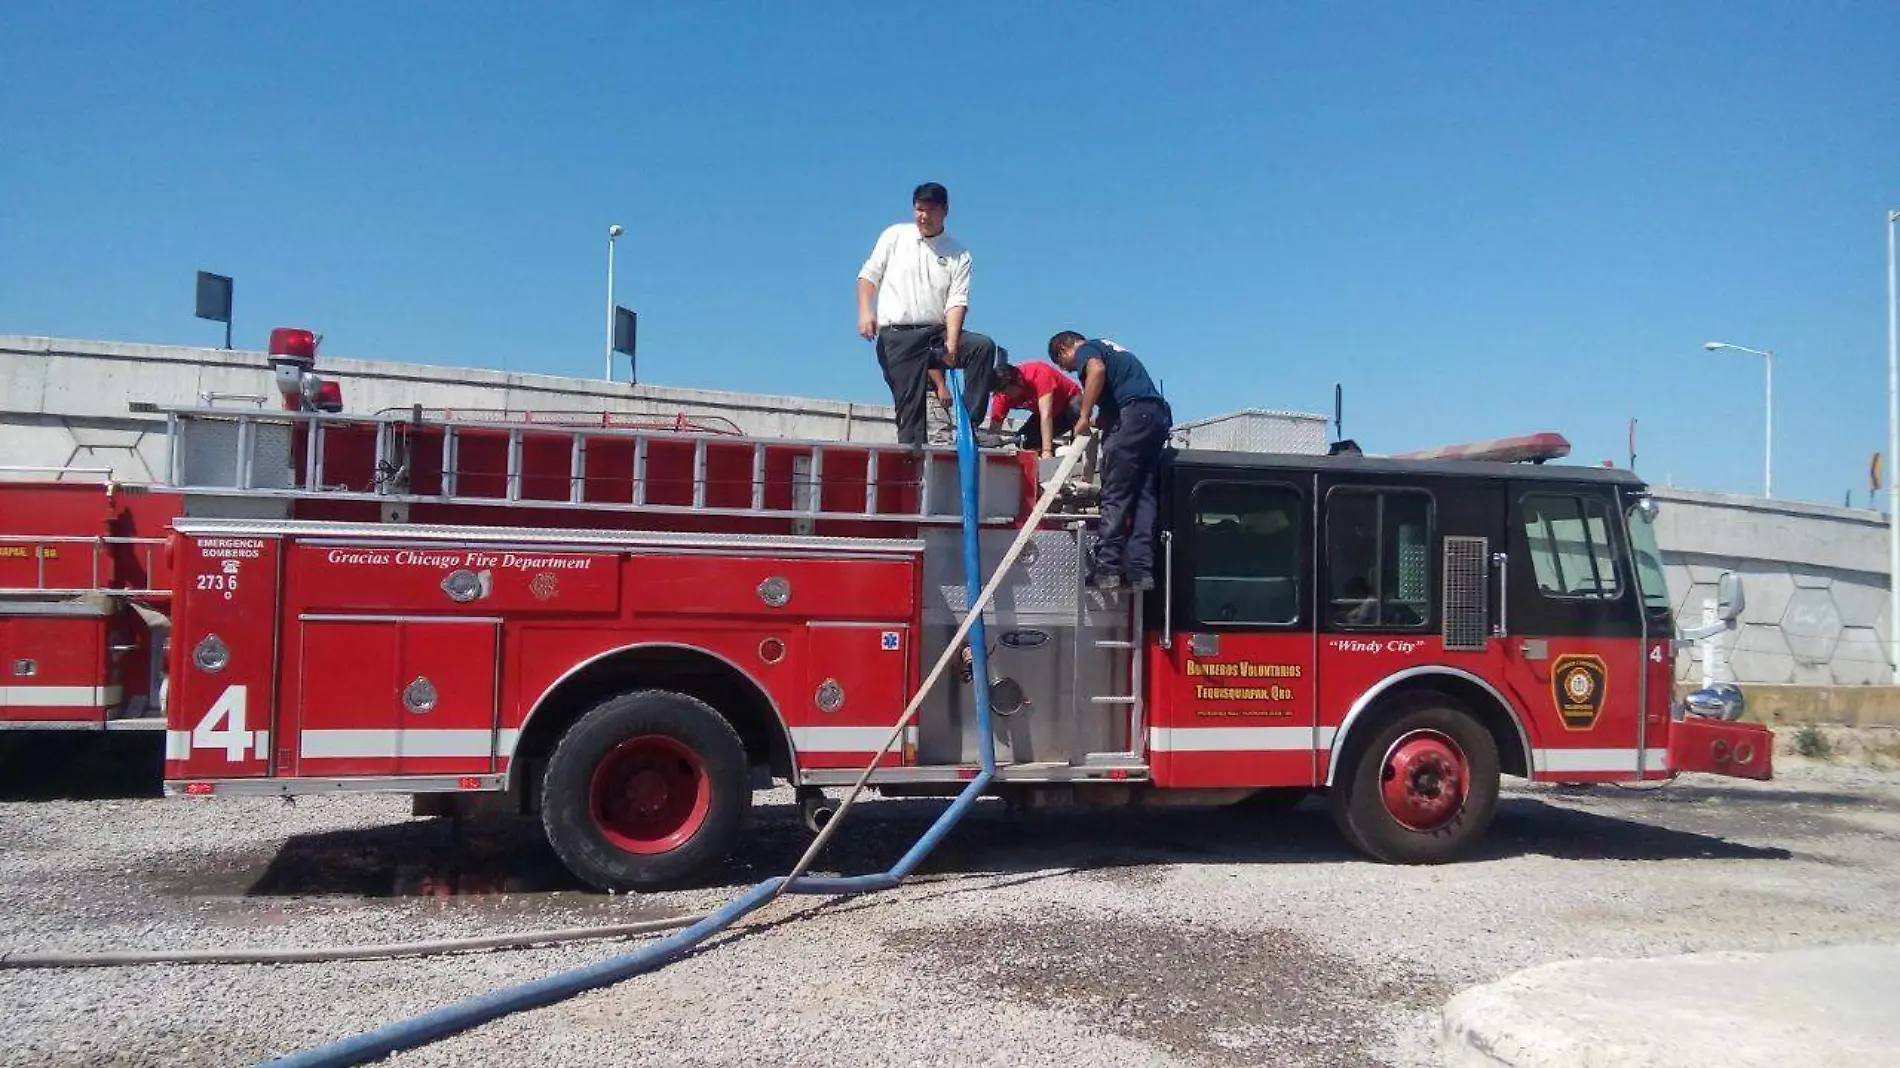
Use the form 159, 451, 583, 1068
751, 443, 765, 510
1094, 640, 1136, 649
569, 434, 587, 504
439, 425, 455, 497
1091, 696, 1138, 705
505, 429, 522, 501
918, 452, 933, 516
692, 440, 707, 509
633, 438, 648, 506
315, 420, 331, 490
238, 416, 257, 490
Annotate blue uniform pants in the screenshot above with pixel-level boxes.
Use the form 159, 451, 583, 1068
1094, 398, 1171, 579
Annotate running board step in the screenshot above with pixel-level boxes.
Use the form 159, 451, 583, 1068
798, 763, 1150, 786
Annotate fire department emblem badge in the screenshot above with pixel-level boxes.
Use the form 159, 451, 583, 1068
1552, 654, 1608, 731
529, 572, 559, 602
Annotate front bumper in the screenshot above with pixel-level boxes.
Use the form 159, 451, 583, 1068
1668, 716, 1773, 780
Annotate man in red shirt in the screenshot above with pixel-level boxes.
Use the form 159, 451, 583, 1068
987, 360, 1083, 458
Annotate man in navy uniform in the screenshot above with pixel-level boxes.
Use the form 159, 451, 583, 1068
856, 182, 998, 446
1048, 331, 1172, 591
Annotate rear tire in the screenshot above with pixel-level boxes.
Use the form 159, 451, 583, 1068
541, 690, 750, 892
1329, 698, 1499, 864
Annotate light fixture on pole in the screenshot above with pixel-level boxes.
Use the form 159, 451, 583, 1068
1703, 340, 1775, 498
605, 224, 624, 380
1886, 209, 1899, 683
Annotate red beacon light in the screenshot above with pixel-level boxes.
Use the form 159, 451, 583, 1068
313, 380, 343, 413
265, 326, 344, 413
268, 327, 319, 361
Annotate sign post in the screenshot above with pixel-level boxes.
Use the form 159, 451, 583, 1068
195, 271, 233, 349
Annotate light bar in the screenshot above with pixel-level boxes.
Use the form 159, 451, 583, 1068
1394, 432, 1572, 464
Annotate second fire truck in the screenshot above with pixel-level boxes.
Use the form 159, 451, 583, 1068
155, 329, 1771, 891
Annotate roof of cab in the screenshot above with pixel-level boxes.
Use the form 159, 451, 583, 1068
1169, 446, 1648, 488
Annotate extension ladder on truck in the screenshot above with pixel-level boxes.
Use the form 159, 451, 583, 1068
153, 404, 1025, 527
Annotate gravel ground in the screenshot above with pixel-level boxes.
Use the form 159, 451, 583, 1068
3, 735, 1900, 1068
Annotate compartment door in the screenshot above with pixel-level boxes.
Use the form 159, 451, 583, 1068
0, 613, 110, 724
794, 622, 912, 769
293, 617, 500, 777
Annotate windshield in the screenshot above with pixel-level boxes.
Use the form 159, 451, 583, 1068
1626, 499, 1672, 612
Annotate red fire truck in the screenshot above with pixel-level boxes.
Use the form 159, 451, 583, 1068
153, 329, 1771, 891
0, 470, 176, 734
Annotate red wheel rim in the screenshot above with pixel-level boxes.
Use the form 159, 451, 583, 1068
1378, 729, 1469, 832
588, 735, 711, 855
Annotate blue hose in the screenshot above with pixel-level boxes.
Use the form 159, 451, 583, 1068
263, 370, 996, 1068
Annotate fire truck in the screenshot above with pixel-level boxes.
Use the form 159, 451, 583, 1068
0, 470, 176, 735
149, 329, 1770, 892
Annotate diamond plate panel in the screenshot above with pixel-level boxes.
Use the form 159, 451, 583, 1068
174, 417, 296, 490
250, 422, 296, 489
175, 418, 242, 488
1172, 409, 1329, 455
923, 528, 1089, 626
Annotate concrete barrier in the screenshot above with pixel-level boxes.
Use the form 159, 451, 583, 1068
1654, 487, 1895, 691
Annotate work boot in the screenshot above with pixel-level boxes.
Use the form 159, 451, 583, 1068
1089, 571, 1123, 592
1127, 573, 1155, 592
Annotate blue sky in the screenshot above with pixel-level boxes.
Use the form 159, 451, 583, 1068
3, 2, 1896, 506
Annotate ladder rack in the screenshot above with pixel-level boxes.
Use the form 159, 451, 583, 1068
160, 406, 1026, 525
0, 535, 168, 599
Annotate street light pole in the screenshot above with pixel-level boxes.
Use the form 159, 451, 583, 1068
605, 224, 624, 381
1703, 340, 1775, 498
1887, 209, 1899, 683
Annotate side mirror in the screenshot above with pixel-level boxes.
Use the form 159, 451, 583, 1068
1635, 496, 1660, 522
1717, 571, 1746, 624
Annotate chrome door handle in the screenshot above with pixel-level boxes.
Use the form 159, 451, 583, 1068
1492, 552, 1509, 639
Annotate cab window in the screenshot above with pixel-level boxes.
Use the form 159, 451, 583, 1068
1520, 493, 1621, 599
1326, 488, 1432, 628
1190, 481, 1302, 626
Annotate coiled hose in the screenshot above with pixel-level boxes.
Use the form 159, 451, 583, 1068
257, 369, 1087, 1067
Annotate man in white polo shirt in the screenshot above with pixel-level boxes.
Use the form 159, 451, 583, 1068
856, 182, 998, 447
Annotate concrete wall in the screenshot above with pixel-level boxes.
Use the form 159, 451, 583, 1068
1653, 487, 1894, 688
0, 334, 900, 483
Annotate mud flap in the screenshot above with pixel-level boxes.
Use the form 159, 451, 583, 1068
1668, 717, 1773, 781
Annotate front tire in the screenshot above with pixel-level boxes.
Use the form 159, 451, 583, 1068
1330, 698, 1499, 864
541, 690, 750, 892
